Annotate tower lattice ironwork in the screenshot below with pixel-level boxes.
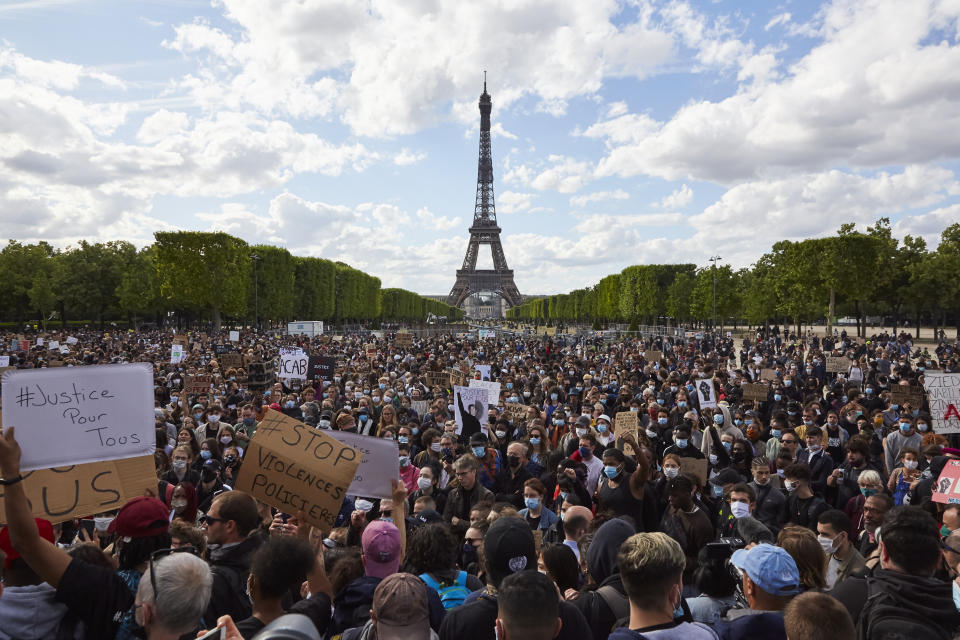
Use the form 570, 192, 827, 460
447, 78, 522, 310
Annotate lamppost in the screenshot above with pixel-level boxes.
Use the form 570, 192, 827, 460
709, 255, 721, 333
251, 253, 261, 330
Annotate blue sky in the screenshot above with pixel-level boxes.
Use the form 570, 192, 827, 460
2, 0, 959, 295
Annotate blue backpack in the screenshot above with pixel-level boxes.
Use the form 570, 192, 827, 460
419, 571, 471, 610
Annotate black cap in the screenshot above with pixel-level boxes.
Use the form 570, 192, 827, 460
710, 468, 741, 486
469, 432, 488, 445
484, 517, 536, 588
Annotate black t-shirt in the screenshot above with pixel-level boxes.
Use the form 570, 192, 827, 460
439, 590, 593, 640
55, 557, 135, 640
235, 592, 332, 640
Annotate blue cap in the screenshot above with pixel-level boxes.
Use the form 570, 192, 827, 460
731, 544, 800, 596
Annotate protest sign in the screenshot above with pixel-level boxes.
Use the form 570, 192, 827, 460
66, 336, 78, 345
0, 454, 157, 526
234, 410, 360, 531
695, 379, 718, 410
36, 338, 44, 347
278, 353, 309, 381
1, 364, 154, 472
890, 384, 925, 409
220, 353, 243, 370
48, 341, 60, 350
185, 374, 212, 395
474, 364, 491, 380
0, 356, 8, 367
411, 400, 429, 417
229, 330, 240, 342
759, 368, 778, 381
924, 372, 960, 434
680, 457, 709, 486
172, 335, 188, 347
645, 350, 662, 362
326, 430, 398, 499
453, 385, 488, 435
364, 344, 377, 359
170, 344, 185, 364
741, 383, 769, 402
502, 403, 527, 423
447, 368, 469, 387
614, 411, 639, 438
48, 360, 63, 367
825, 357, 846, 373
932, 459, 960, 504
307, 356, 335, 382
469, 379, 501, 406
478, 329, 496, 339
395, 332, 413, 347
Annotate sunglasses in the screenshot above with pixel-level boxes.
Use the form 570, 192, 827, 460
147, 546, 199, 608
202, 514, 229, 525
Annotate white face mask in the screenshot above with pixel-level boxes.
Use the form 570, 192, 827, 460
417, 476, 433, 490
818, 534, 837, 554
171, 499, 187, 511
903, 459, 919, 470
94, 516, 114, 532
730, 501, 751, 519
664, 467, 679, 479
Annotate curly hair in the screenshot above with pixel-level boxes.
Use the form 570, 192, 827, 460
406, 523, 458, 574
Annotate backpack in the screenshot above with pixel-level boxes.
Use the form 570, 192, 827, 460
420, 571, 471, 610
209, 564, 253, 623
856, 575, 951, 640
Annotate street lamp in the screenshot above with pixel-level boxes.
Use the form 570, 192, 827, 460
709, 255, 721, 333
251, 253, 261, 330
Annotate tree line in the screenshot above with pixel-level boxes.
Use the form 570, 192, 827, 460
0, 231, 464, 329
506, 219, 960, 337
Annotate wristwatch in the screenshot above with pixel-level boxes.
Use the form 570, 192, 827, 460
0, 474, 23, 486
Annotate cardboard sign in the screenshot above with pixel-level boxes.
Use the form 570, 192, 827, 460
326, 430, 399, 499
66, 336, 78, 345
0, 454, 157, 525
889, 385, 925, 409
924, 372, 960, 434
364, 344, 377, 359
170, 344, 185, 364
469, 379, 501, 406
680, 457, 709, 486
229, 330, 240, 342
825, 357, 847, 373
425, 371, 449, 389
214, 344, 233, 355
614, 411, 639, 437
695, 379, 718, 409
502, 402, 528, 423
220, 353, 244, 370
185, 374, 212, 395
172, 336, 189, 347
395, 332, 413, 347
453, 385, 488, 435
932, 459, 960, 504
741, 383, 769, 402
447, 368, 469, 387
307, 356, 335, 382
646, 350, 662, 362
278, 353, 309, 381
1, 364, 155, 472
760, 368, 778, 381
234, 410, 360, 531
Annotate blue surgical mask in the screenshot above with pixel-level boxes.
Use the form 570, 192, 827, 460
550, 393, 558, 401
722, 441, 732, 451
200, 450, 212, 460
918, 423, 929, 432
678, 401, 687, 408
472, 446, 486, 458
774, 394, 782, 402
658, 417, 668, 425
711, 484, 723, 498
243, 417, 255, 426
398, 436, 409, 444
771, 429, 782, 439
524, 497, 539, 511
734, 419, 743, 426
285, 401, 295, 409
506, 383, 514, 389
744, 419, 753, 427
603, 465, 620, 479
784, 380, 792, 387
861, 487, 878, 498
597, 423, 608, 433
675, 438, 688, 448
865, 388, 873, 395
890, 404, 899, 410
713, 414, 724, 425
899, 423, 911, 433
530, 437, 541, 446
560, 491, 570, 502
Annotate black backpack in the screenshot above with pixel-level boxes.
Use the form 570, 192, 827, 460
856, 575, 951, 640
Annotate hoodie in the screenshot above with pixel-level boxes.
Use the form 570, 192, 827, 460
572, 518, 636, 640
0, 583, 81, 640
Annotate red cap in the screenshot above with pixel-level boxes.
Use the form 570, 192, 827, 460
0, 518, 55, 568
269, 402, 282, 411
107, 496, 170, 538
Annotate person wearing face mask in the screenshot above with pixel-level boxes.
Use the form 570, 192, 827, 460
663, 424, 705, 461
408, 464, 447, 516
883, 415, 922, 477
780, 463, 828, 533
398, 442, 421, 494
796, 426, 833, 497
816, 510, 864, 589
233, 404, 260, 442
572, 433, 604, 495
887, 448, 922, 506
843, 469, 886, 541
196, 458, 229, 514
162, 445, 201, 488
596, 448, 659, 533
519, 478, 559, 534
701, 404, 741, 461
493, 441, 534, 509
594, 414, 614, 447
169, 482, 199, 525
197, 406, 225, 443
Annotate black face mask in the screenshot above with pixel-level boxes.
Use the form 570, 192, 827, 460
201, 469, 217, 483
460, 543, 479, 567
508, 455, 522, 468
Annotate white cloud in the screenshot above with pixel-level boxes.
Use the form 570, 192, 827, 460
393, 148, 426, 166
498, 191, 536, 214
765, 12, 792, 31
416, 207, 461, 231
593, 1, 960, 184
659, 184, 693, 209
570, 189, 629, 208
163, 0, 676, 137
529, 155, 593, 193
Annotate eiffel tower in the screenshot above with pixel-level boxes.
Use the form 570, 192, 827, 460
447, 78, 522, 313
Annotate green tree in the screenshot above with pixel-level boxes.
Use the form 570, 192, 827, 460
116, 247, 161, 327
248, 245, 296, 323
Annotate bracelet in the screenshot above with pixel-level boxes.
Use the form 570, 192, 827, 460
0, 474, 23, 486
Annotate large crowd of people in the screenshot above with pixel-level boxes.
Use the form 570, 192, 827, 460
1, 325, 960, 640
